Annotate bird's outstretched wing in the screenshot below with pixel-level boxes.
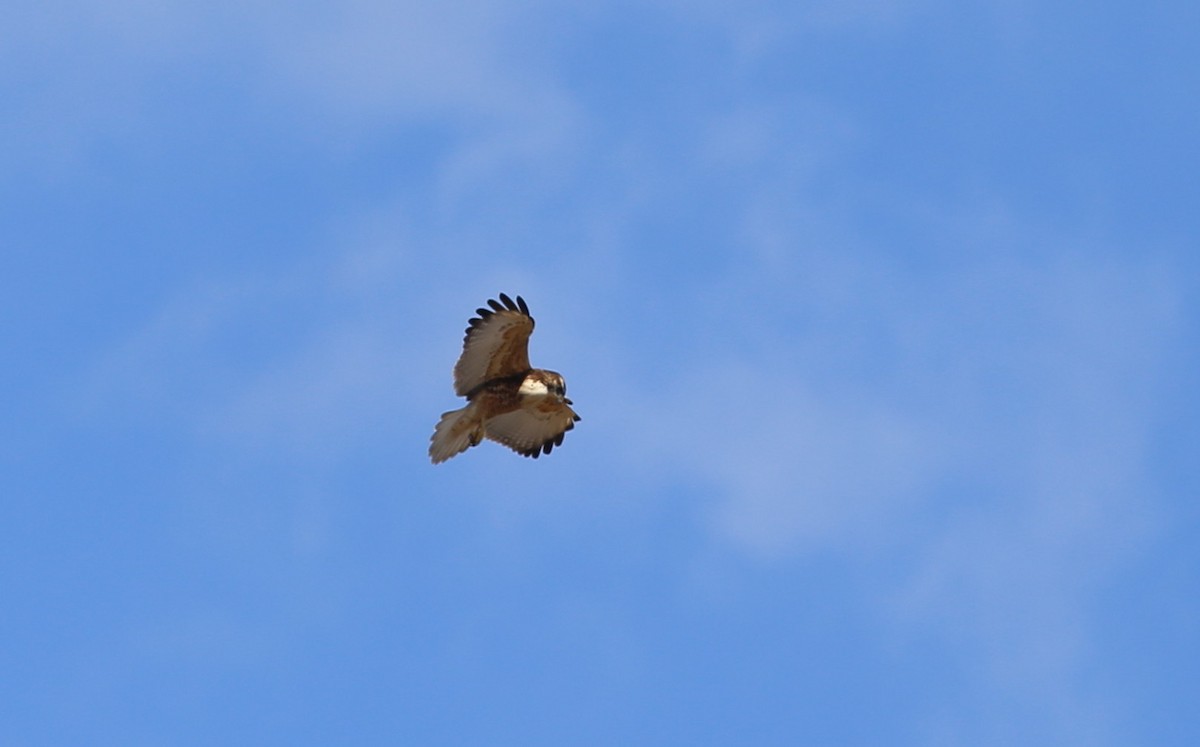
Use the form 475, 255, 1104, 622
453, 293, 534, 397
484, 397, 581, 459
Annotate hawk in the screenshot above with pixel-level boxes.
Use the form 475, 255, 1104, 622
429, 293, 581, 463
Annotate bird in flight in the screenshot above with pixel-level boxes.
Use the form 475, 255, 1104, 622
429, 293, 581, 463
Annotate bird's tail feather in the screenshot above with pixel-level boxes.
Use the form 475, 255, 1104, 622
429, 404, 484, 464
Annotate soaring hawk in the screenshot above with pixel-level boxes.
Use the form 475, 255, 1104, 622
429, 293, 581, 463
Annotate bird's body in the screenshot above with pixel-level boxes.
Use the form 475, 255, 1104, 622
429, 294, 580, 463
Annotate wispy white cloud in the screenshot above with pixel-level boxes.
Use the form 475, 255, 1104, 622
623, 362, 941, 558
2, 0, 582, 182
75, 242, 422, 447
611, 187, 1181, 738
253, 0, 550, 122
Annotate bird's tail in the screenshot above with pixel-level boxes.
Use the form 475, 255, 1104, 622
429, 403, 485, 464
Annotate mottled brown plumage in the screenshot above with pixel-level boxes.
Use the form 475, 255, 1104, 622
430, 294, 580, 463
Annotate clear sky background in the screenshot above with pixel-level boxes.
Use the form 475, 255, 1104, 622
3, 1, 1198, 745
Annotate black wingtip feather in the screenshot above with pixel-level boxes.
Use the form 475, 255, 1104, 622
488, 293, 531, 319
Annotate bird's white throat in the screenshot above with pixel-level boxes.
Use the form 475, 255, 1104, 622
519, 376, 549, 396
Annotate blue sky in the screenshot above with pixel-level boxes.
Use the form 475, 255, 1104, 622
3, 1, 1198, 744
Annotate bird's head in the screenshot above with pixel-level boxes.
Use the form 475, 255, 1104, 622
520, 370, 571, 404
